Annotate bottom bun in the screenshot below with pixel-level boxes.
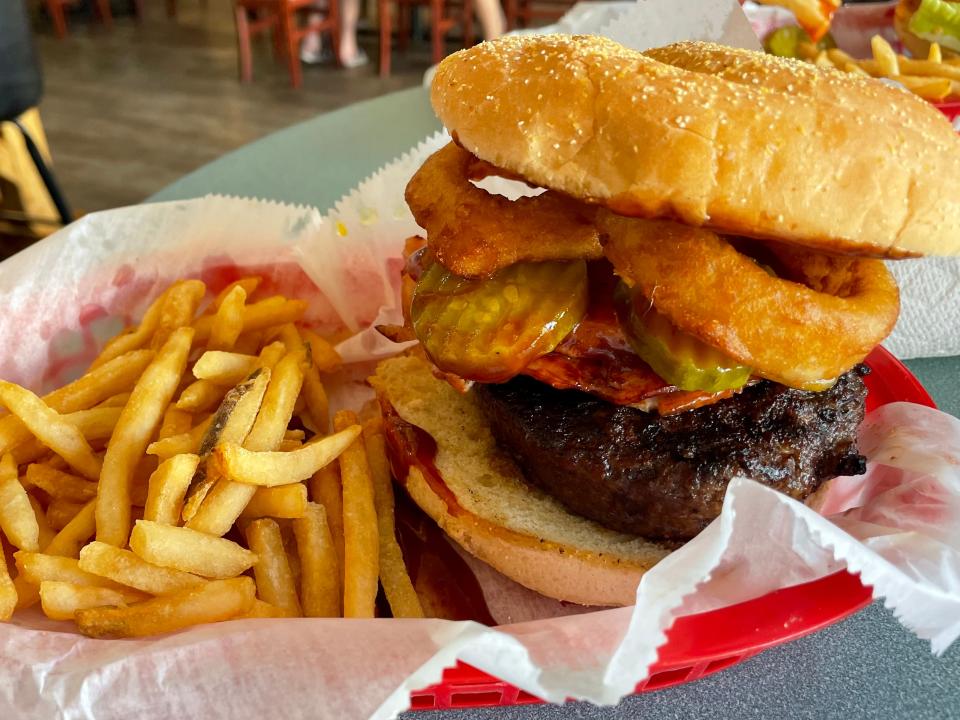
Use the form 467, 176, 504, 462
369, 354, 671, 607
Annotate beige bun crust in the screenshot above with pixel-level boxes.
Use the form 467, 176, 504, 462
370, 354, 670, 607
432, 36, 960, 258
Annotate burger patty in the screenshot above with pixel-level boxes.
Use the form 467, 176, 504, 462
475, 367, 869, 541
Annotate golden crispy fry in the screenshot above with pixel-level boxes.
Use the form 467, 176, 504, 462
143, 454, 200, 525
0, 382, 102, 480
257, 341, 287, 370
181, 370, 271, 523
79, 541, 204, 594
152, 279, 206, 350
292, 502, 340, 617
813, 50, 833, 69
40, 581, 149, 621
871, 35, 900, 76
15, 551, 131, 591
97, 327, 194, 546
245, 519, 301, 615
300, 329, 343, 374
46, 500, 85, 531
363, 420, 423, 618
188, 350, 308, 534
158, 406, 193, 440
146, 415, 213, 459
929, 42, 943, 64
44, 499, 96, 558
89, 293, 167, 370
8, 407, 121, 466
897, 75, 953, 101
26, 464, 98, 503
239, 484, 308, 519
13, 575, 38, 610
211, 426, 360, 488
844, 62, 871, 77
75, 576, 255, 638
130, 520, 257, 579
236, 597, 297, 619
205, 278, 262, 315
899, 57, 960, 81
309, 464, 344, 580
28, 496, 56, 551
335, 411, 379, 618
176, 380, 228, 413
208, 285, 247, 351
191, 351, 258, 385
193, 297, 308, 345
277, 438, 302, 452
302, 366, 330, 434
0, 453, 39, 551
97, 392, 132, 408
0, 543, 16, 620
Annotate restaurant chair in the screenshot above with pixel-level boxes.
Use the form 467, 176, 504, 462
43, 0, 114, 39
234, 0, 340, 88
504, 0, 574, 30
378, 0, 474, 77
1, 0, 73, 227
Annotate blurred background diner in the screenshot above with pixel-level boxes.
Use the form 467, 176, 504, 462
0, 0, 956, 253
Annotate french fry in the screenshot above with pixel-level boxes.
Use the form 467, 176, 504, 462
143, 454, 200, 525
277, 438, 302, 452
309, 464, 345, 581
89, 294, 167, 370
158, 406, 193, 440
211, 426, 360, 488
187, 350, 305, 534
872, 35, 900, 76
15, 551, 132, 591
929, 42, 943, 64
191, 351, 258, 385
0, 453, 39, 551
152, 279, 206, 350
245, 519, 301, 615
28, 496, 56, 551
257, 341, 287, 370
899, 57, 960, 81
75, 577, 255, 638
97, 327, 194, 546
78, 541, 204, 594
844, 62, 871, 77
44, 499, 96, 558
292, 502, 340, 617
302, 366, 330, 434
175, 380, 227, 413
130, 520, 257, 579
826, 48, 855, 68
13, 574, 38, 611
146, 415, 213, 459
335, 411, 379, 618
237, 597, 296, 619
363, 419, 423, 618
239, 485, 308, 519
300, 328, 342, 373
209, 285, 246, 351
26, 464, 98, 503
40, 581, 149, 621
205, 277, 262, 315
813, 50, 834, 69
193, 297, 307, 345
46, 500, 85, 531
0, 542, 16, 620
97, 392, 131, 408
180, 370, 271, 522
7, 407, 121, 466
0, 382, 102, 480
898, 76, 953, 101
232, 330, 264, 356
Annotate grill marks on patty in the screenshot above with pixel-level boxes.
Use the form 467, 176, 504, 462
475, 366, 869, 541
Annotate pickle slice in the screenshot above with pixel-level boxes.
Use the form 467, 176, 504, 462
615, 283, 753, 393
411, 260, 588, 382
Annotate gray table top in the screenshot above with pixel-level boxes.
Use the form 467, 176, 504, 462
151, 87, 960, 719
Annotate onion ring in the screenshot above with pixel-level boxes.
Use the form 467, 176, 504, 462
405, 142, 601, 278
598, 211, 900, 390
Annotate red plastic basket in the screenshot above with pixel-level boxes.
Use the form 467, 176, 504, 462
935, 100, 960, 123
408, 346, 936, 711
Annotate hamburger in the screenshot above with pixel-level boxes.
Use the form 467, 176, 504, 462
371, 36, 960, 606
895, 0, 960, 58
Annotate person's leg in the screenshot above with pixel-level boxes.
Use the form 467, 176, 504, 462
338, 0, 367, 65
300, 0, 328, 63
474, 0, 504, 40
